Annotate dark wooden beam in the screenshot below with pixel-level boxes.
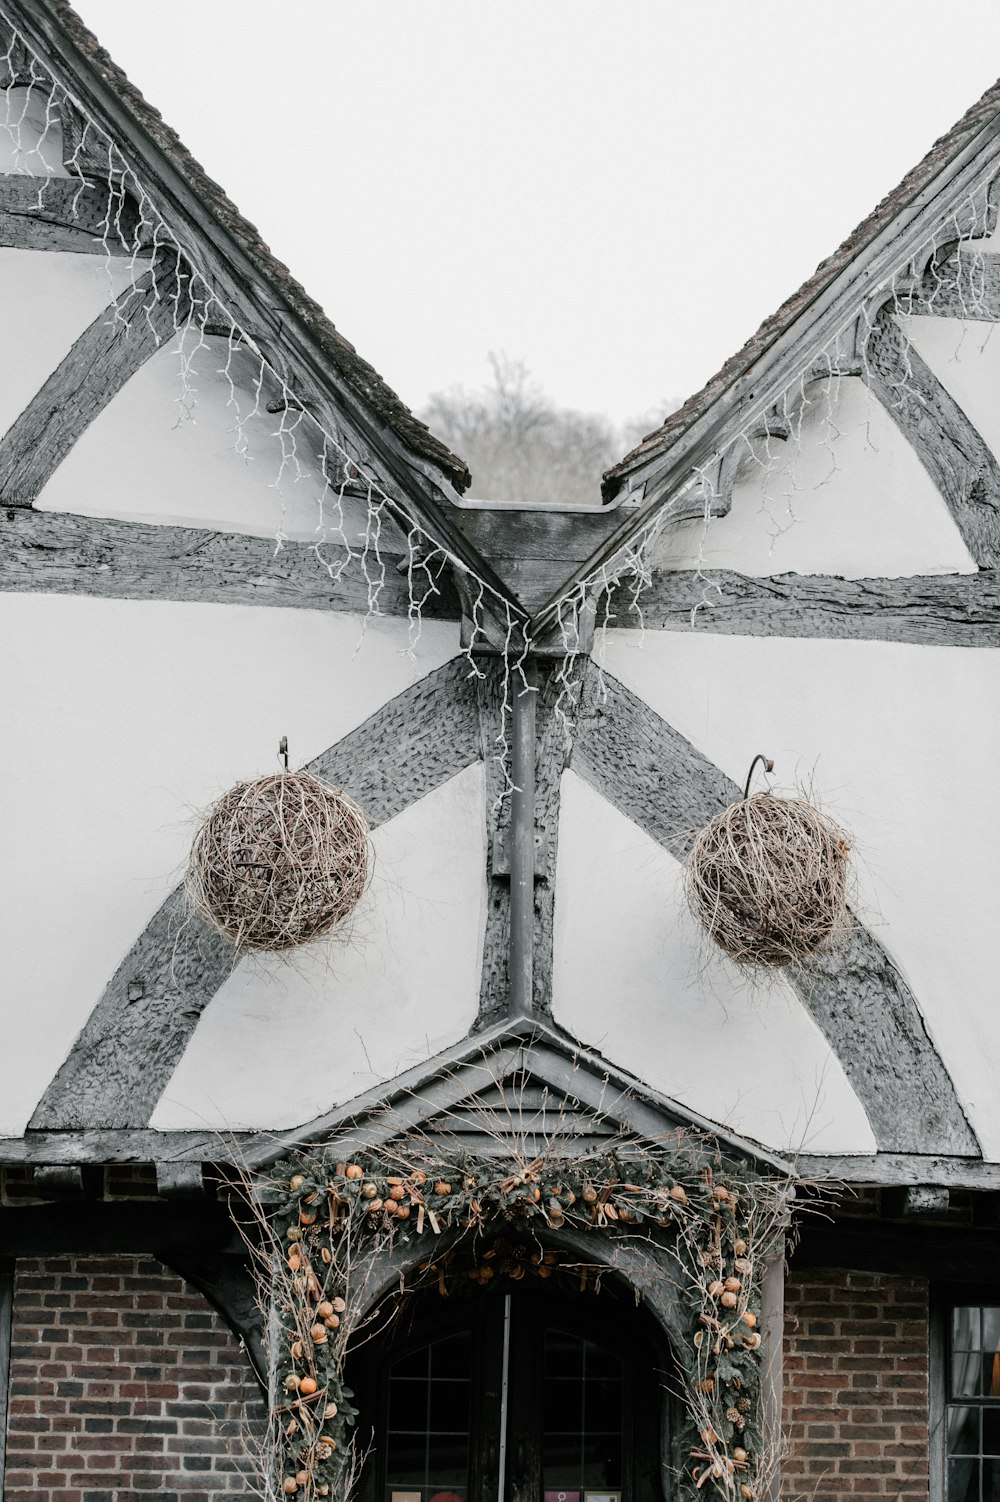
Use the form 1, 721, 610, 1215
570, 670, 980, 1158
792, 1213, 1000, 1282
863, 308, 1000, 568
0, 507, 461, 617
605, 567, 1000, 646
0, 1198, 237, 1255
0, 173, 139, 254
29, 657, 482, 1132
795, 1153, 1000, 1188
0, 263, 181, 507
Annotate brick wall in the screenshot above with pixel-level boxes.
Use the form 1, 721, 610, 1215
781, 1266, 929, 1501
4, 1254, 266, 1502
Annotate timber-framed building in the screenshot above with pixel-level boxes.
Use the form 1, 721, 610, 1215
2, 5, 1000, 1501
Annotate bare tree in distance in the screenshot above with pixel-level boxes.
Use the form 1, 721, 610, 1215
423, 352, 679, 506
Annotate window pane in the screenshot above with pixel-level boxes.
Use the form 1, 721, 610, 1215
949, 1406, 981, 1457
429, 1382, 470, 1433
954, 1308, 982, 1353
385, 1331, 472, 1500
541, 1330, 624, 1494
948, 1455, 980, 1502
545, 1380, 582, 1433
983, 1310, 1000, 1354
984, 1456, 1000, 1502
984, 1408, 1000, 1458
389, 1380, 429, 1432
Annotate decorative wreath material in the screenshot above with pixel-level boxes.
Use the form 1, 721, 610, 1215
187, 771, 370, 952
686, 790, 851, 968
258, 1144, 791, 1502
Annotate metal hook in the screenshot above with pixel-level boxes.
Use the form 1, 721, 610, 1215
743, 754, 774, 801
279, 736, 289, 771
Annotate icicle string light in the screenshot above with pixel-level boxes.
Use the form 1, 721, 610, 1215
540, 165, 1000, 638
2, 6, 999, 769
0, 5, 536, 788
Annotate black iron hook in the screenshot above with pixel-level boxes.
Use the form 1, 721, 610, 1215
279, 736, 289, 771
743, 754, 774, 801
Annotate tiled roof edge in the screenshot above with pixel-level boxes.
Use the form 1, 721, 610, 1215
602, 74, 1000, 501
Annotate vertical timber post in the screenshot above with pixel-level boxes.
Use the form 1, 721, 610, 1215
509, 658, 538, 1018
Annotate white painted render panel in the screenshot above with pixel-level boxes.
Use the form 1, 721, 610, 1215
552, 771, 876, 1155
0, 593, 460, 1136
36, 333, 375, 543
601, 629, 1000, 1158
651, 375, 975, 579
0, 248, 139, 439
898, 312, 1000, 468
152, 763, 486, 1131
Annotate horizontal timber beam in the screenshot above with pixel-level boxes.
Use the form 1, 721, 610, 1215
795, 1153, 1000, 1188
0, 507, 461, 617
605, 567, 1000, 646
0, 1130, 254, 1165
571, 670, 980, 1158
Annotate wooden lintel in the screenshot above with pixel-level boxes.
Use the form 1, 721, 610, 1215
796, 1153, 999, 1188
570, 670, 980, 1158
0, 265, 180, 507
605, 567, 1000, 647
0, 507, 461, 618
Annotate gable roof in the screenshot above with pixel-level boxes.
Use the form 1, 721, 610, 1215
603, 73, 1000, 503
242, 1017, 795, 1174
14, 0, 472, 498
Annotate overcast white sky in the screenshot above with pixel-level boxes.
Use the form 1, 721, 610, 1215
73, 2, 1000, 429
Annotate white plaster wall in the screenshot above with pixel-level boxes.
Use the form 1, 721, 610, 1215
0, 593, 462, 1136
601, 628, 1000, 1158
151, 763, 486, 1131
0, 249, 140, 438
898, 312, 1000, 468
553, 771, 875, 1155
0, 88, 67, 175
652, 376, 975, 579
36, 334, 378, 544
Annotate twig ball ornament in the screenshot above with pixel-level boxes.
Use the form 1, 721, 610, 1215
685, 789, 852, 968
187, 769, 370, 952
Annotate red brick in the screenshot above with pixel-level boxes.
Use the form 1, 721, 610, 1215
781, 1267, 929, 1499
6, 1256, 265, 1502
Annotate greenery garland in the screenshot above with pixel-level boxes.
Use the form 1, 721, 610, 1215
264, 1143, 790, 1502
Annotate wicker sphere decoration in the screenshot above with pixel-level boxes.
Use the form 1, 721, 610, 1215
187, 770, 370, 952
685, 790, 852, 968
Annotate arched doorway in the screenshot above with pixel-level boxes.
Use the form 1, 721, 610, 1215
350, 1242, 674, 1502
